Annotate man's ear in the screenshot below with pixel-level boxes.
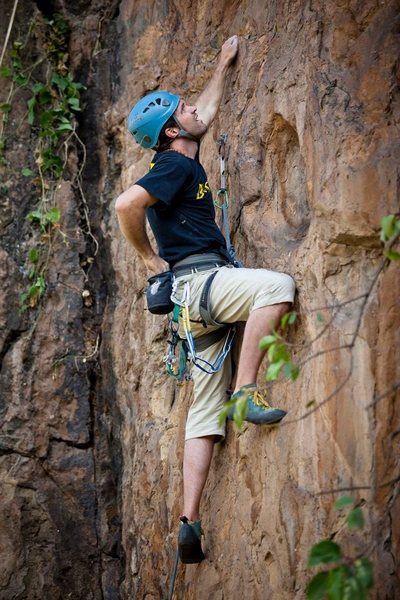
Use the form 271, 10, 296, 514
165, 126, 180, 140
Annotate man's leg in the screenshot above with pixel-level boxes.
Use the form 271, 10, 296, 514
183, 436, 216, 521
234, 302, 291, 392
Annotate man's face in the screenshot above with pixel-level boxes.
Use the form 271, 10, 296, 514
174, 99, 208, 137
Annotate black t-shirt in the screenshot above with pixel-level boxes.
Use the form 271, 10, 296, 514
135, 150, 226, 266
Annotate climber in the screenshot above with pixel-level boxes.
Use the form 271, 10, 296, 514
115, 35, 295, 564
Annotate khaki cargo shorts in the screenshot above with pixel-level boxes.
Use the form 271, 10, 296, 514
173, 265, 296, 440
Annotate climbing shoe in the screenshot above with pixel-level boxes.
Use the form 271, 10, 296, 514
178, 516, 205, 564
228, 384, 287, 425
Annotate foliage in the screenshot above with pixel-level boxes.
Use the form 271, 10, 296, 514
259, 311, 299, 382
380, 214, 400, 261
306, 497, 373, 600
0, 14, 85, 312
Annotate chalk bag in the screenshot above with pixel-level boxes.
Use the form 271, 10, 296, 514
146, 270, 174, 314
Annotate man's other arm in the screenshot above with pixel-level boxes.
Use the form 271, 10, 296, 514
115, 185, 169, 273
195, 35, 239, 128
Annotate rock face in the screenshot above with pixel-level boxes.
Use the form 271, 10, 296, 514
0, 0, 399, 599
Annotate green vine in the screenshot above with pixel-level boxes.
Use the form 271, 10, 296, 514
306, 497, 373, 599
0, 13, 85, 312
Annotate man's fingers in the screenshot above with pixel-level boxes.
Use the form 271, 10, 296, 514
222, 35, 239, 59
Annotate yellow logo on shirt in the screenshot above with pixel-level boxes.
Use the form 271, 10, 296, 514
148, 162, 209, 200
196, 181, 210, 200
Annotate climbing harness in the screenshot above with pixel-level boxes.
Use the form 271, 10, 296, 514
165, 280, 236, 378
164, 134, 241, 382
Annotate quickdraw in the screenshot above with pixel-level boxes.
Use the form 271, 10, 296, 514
163, 304, 190, 383
215, 134, 242, 268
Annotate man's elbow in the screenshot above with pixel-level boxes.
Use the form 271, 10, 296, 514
115, 185, 154, 215
115, 194, 132, 215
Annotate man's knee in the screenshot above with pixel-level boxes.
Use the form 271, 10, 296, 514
278, 272, 296, 300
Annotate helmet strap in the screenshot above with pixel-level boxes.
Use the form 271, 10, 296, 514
176, 129, 200, 143
172, 116, 200, 144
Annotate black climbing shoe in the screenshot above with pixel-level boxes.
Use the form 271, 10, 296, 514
178, 516, 205, 564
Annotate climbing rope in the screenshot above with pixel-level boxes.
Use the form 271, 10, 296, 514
167, 548, 180, 600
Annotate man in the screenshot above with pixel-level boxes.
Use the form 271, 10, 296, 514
115, 35, 295, 564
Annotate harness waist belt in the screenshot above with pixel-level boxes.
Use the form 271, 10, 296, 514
173, 252, 228, 277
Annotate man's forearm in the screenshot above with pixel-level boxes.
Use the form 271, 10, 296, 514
195, 63, 231, 126
115, 185, 169, 273
195, 35, 238, 127
116, 202, 155, 260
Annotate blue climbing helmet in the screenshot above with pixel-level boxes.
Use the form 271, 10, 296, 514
127, 91, 180, 149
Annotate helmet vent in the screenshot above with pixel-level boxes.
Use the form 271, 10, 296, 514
162, 99, 171, 106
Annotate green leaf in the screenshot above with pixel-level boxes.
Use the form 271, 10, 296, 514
266, 359, 286, 381
343, 576, 367, 600
32, 82, 47, 94
306, 399, 316, 408
354, 558, 373, 589
384, 249, 400, 261
68, 97, 81, 110
259, 334, 276, 349
46, 207, 61, 224
28, 247, 39, 263
19, 291, 29, 311
380, 214, 396, 241
38, 88, 52, 105
267, 342, 289, 363
40, 109, 56, 128
27, 96, 36, 125
51, 72, 68, 91
347, 507, 364, 529
0, 67, 12, 77
334, 495, 355, 510
26, 210, 42, 222
281, 312, 290, 329
56, 122, 73, 131
21, 168, 33, 176
281, 311, 297, 329
233, 394, 248, 429
308, 540, 342, 567
316, 312, 324, 323
283, 361, 300, 381
15, 74, 29, 86
306, 571, 329, 599
218, 399, 236, 426
0, 103, 12, 113
326, 566, 347, 600
36, 276, 46, 295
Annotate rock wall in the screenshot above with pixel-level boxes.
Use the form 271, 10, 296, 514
0, 0, 399, 599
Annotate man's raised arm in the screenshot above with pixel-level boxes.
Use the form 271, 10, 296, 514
195, 35, 239, 128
